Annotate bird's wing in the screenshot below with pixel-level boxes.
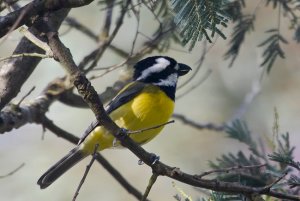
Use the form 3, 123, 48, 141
77, 82, 146, 145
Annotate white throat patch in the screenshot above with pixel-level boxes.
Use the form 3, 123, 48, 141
154, 73, 178, 87
137, 57, 170, 81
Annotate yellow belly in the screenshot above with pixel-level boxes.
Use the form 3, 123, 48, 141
81, 86, 174, 153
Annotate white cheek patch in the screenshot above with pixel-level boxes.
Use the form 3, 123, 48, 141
154, 73, 178, 87
137, 57, 170, 80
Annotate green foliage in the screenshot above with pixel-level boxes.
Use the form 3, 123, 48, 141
151, 15, 182, 52
268, 133, 300, 170
224, 120, 261, 157
144, 0, 170, 17
224, 15, 254, 67
199, 191, 244, 201
222, 0, 245, 22
209, 151, 269, 187
265, 0, 297, 15
225, 120, 252, 145
258, 29, 288, 73
294, 26, 300, 43
207, 120, 300, 198
99, 0, 300, 73
264, 0, 300, 37
288, 175, 300, 188
221, 0, 300, 71
170, 0, 230, 50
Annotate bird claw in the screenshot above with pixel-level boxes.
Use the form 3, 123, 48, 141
118, 128, 128, 139
150, 153, 160, 165
137, 153, 160, 165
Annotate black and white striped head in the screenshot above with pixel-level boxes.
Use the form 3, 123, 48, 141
133, 56, 191, 99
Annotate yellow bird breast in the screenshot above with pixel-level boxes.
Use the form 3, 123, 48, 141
81, 86, 175, 153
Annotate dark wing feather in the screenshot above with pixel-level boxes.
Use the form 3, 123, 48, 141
77, 82, 146, 145
105, 82, 145, 114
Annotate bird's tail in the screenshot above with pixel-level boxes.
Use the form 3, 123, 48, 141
37, 147, 87, 189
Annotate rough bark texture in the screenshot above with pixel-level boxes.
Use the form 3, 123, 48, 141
0, 9, 69, 110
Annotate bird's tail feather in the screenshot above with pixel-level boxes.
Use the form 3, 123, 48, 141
37, 147, 87, 189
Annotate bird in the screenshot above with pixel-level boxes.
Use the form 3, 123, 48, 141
37, 56, 191, 189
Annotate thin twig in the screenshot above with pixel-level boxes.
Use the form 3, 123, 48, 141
196, 164, 267, 178
72, 144, 99, 201
0, 53, 50, 63
84, 0, 131, 73
0, 3, 30, 45
16, 86, 35, 106
19, 27, 53, 57
98, 0, 115, 40
128, 120, 175, 135
90, 27, 175, 79
89, 59, 129, 80
95, 153, 145, 200
41, 116, 79, 144
130, 1, 141, 55
0, 163, 25, 179
260, 171, 288, 193
41, 116, 145, 200
64, 17, 98, 40
172, 113, 224, 131
141, 173, 158, 201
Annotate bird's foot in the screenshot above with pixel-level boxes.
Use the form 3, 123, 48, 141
138, 153, 160, 165
117, 128, 129, 139
150, 153, 160, 165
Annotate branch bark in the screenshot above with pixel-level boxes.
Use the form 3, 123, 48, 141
0, 9, 69, 110
0, 0, 94, 38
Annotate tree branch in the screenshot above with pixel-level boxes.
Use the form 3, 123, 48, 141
0, 77, 67, 133
83, 0, 131, 73
0, 9, 69, 110
172, 113, 224, 131
0, 0, 94, 38
141, 173, 158, 201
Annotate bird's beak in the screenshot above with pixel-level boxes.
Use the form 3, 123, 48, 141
178, 63, 192, 76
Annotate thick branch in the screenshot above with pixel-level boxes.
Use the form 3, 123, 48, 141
46, 32, 118, 132
151, 162, 299, 200
0, 0, 94, 38
0, 9, 69, 110
0, 77, 67, 133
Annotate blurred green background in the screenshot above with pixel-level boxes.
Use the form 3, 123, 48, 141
1, 1, 300, 200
